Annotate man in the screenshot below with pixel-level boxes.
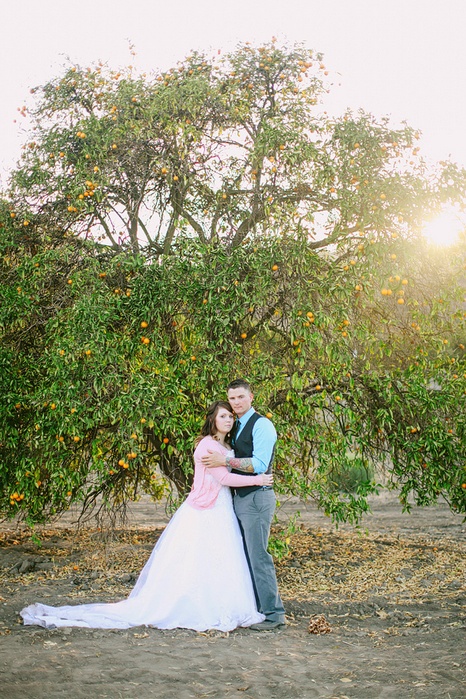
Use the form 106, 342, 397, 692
201, 378, 286, 631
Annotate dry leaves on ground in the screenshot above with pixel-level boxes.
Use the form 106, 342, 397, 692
0, 524, 464, 605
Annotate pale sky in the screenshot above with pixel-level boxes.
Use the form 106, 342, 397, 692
1, 0, 466, 186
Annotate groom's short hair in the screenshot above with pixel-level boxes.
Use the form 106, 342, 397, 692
227, 378, 252, 393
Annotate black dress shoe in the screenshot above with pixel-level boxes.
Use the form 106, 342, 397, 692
249, 619, 286, 631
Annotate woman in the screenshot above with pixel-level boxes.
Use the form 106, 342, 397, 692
20, 401, 272, 632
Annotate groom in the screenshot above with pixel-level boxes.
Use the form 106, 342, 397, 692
202, 378, 286, 631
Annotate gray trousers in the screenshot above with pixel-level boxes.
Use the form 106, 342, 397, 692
233, 488, 285, 623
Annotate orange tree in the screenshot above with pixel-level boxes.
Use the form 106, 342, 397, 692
1, 40, 465, 525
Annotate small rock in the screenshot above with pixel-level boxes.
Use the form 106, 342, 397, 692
35, 562, 54, 572
367, 596, 389, 609
447, 580, 462, 591
399, 568, 413, 579
119, 573, 132, 584
423, 553, 436, 563
19, 560, 35, 574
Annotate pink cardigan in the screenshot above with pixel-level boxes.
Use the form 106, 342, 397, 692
185, 435, 264, 510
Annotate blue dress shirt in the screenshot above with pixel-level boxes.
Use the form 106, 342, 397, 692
235, 407, 277, 474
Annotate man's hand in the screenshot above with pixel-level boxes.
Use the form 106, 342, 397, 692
201, 450, 227, 468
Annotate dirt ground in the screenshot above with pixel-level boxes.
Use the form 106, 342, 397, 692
0, 493, 465, 699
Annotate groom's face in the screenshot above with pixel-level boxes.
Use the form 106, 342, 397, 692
227, 387, 253, 418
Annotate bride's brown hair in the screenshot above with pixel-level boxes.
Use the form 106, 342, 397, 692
196, 400, 234, 446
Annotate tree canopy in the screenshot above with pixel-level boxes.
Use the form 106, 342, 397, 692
1, 40, 465, 526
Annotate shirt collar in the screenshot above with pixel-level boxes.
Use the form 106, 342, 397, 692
238, 407, 256, 426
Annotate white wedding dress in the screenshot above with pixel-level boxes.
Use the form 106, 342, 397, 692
20, 486, 265, 632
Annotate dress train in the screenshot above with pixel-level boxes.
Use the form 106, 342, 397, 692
20, 487, 264, 632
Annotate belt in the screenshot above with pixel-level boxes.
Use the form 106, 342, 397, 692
233, 486, 273, 495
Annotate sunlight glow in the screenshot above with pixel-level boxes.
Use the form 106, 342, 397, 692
422, 208, 464, 247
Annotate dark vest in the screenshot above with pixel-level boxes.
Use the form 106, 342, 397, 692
231, 412, 275, 496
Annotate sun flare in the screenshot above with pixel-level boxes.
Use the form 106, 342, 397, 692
422, 208, 465, 247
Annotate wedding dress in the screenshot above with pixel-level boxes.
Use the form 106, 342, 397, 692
20, 440, 265, 632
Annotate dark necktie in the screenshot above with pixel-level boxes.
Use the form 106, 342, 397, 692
231, 419, 240, 446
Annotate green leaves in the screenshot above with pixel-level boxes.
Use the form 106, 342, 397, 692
0, 229, 465, 523
1, 41, 466, 526
9, 42, 463, 258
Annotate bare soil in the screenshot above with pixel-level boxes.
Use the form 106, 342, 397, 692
1, 493, 465, 699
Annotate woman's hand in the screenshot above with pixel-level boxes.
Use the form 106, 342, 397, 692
260, 473, 274, 486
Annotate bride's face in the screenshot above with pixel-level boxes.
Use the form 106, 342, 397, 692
215, 408, 234, 436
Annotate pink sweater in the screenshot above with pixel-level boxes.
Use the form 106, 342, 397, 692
185, 435, 264, 510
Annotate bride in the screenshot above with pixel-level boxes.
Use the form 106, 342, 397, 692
20, 401, 272, 632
